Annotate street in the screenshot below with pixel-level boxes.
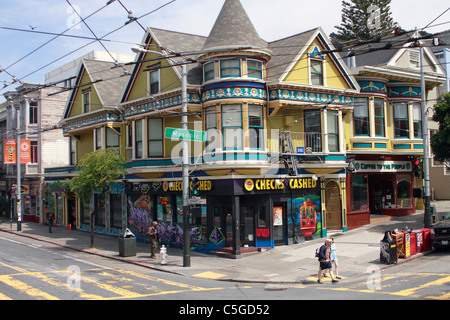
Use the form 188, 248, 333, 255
0, 231, 449, 303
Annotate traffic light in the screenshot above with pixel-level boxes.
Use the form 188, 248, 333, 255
190, 177, 200, 196
413, 159, 421, 178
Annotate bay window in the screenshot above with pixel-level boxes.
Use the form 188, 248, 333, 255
248, 105, 263, 150
148, 118, 163, 157
220, 59, 241, 78
374, 98, 385, 137
327, 110, 339, 152
222, 104, 243, 150
393, 102, 409, 138
353, 97, 370, 136
413, 103, 422, 138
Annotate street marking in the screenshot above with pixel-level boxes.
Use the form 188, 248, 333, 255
0, 292, 12, 300
0, 275, 59, 300
193, 271, 227, 280
390, 275, 450, 297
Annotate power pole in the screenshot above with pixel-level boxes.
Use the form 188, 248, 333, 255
16, 104, 22, 231
420, 46, 431, 228
181, 63, 191, 267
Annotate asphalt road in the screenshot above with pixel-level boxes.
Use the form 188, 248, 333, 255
0, 231, 449, 305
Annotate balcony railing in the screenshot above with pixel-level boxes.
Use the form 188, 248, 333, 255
280, 131, 323, 155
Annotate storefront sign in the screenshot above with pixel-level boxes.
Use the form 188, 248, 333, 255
162, 180, 212, 192
353, 160, 411, 173
256, 228, 270, 239
244, 178, 318, 192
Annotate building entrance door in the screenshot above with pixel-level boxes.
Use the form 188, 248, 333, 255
273, 204, 287, 246
240, 205, 255, 247
325, 181, 342, 230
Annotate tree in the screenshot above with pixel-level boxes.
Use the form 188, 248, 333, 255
68, 148, 125, 248
430, 93, 450, 163
330, 0, 400, 43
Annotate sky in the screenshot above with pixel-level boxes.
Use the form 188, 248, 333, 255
1, 0, 449, 103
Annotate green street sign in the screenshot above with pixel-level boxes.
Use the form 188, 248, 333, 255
165, 127, 206, 142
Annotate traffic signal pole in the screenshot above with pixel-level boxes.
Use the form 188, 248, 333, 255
420, 46, 431, 228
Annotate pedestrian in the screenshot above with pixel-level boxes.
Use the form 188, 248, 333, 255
329, 238, 341, 279
317, 238, 339, 284
45, 203, 55, 233
148, 221, 159, 258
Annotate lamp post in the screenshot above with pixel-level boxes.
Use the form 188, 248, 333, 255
131, 47, 191, 266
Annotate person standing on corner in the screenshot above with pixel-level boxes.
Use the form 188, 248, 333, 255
148, 221, 159, 258
317, 238, 339, 284
45, 202, 55, 233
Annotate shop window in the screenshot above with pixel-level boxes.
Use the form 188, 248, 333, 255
222, 104, 243, 150
248, 60, 262, 79
393, 102, 409, 138
204, 62, 215, 81
94, 194, 105, 227
413, 103, 422, 138
148, 118, 163, 157
374, 98, 385, 137
353, 97, 370, 136
351, 174, 368, 212
80, 199, 91, 224
397, 175, 412, 208
110, 194, 122, 228
220, 59, 241, 78
327, 110, 339, 152
157, 196, 172, 223
257, 205, 267, 228
248, 104, 263, 150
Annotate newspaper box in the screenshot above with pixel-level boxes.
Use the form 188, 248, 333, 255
409, 231, 417, 255
420, 228, 432, 252
391, 231, 404, 258
413, 229, 423, 252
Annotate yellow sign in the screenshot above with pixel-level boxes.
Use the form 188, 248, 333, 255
289, 178, 317, 190
162, 180, 212, 192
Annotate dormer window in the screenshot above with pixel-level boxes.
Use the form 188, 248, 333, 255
82, 89, 91, 113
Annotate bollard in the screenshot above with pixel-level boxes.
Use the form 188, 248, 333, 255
160, 245, 167, 265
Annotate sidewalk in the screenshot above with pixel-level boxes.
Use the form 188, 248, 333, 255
1, 200, 448, 284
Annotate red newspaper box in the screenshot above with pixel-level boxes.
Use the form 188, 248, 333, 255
413, 229, 424, 252
420, 228, 432, 252
409, 231, 417, 255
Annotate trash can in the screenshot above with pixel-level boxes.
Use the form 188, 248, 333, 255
119, 228, 136, 257
413, 229, 424, 252
380, 231, 398, 264
420, 228, 432, 252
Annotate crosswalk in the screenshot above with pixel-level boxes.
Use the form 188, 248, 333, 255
305, 272, 450, 300
0, 263, 228, 300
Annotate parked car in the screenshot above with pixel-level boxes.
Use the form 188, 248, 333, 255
431, 213, 450, 250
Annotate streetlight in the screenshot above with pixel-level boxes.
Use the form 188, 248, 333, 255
131, 46, 191, 267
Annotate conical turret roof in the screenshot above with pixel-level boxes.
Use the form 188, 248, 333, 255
202, 0, 267, 52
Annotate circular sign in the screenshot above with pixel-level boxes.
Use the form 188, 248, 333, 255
244, 179, 254, 192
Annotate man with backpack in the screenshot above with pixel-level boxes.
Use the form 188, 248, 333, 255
317, 239, 339, 284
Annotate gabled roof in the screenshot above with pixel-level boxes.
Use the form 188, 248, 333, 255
63, 59, 132, 119
267, 27, 360, 91
202, 0, 267, 52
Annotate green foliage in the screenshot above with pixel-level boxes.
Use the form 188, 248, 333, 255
68, 148, 125, 203
431, 93, 450, 163
330, 0, 399, 42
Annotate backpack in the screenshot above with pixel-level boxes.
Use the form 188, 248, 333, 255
315, 245, 322, 258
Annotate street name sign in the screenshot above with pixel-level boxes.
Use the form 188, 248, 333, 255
165, 127, 206, 142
